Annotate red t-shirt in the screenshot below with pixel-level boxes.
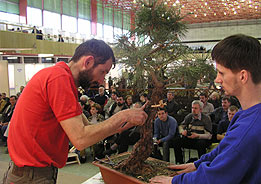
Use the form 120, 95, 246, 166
8, 62, 82, 168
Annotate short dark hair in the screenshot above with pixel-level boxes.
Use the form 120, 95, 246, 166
222, 96, 231, 103
70, 39, 116, 68
140, 93, 148, 98
111, 91, 118, 96
228, 105, 238, 112
10, 95, 17, 100
157, 107, 167, 113
200, 93, 208, 98
91, 103, 102, 111
212, 34, 261, 84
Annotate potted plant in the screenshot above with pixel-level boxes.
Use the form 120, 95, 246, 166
93, 0, 187, 182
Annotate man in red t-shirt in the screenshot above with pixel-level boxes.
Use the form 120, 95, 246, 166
3, 39, 148, 184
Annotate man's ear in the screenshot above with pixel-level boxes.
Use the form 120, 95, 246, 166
83, 56, 95, 69
239, 70, 249, 84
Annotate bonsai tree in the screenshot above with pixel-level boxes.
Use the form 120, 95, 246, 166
112, 0, 188, 175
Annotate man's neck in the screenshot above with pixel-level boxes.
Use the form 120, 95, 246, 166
68, 61, 80, 87
238, 83, 261, 110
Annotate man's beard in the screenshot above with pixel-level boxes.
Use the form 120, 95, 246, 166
78, 68, 99, 90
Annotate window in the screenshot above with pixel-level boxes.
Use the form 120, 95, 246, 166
96, 23, 103, 39
62, 15, 77, 33
8, 64, 15, 89
27, 7, 42, 27
24, 57, 38, 63
43, 10, 61, 30
104, 24, 113, 42
78, 18, 91, 36
0, 11, 19, 23
114, 27, 122, 39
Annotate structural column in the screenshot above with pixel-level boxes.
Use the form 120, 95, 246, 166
19, 0, 27, 24
91, 0, 97, 36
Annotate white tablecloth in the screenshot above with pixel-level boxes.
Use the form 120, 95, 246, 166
82, 172, 104, 184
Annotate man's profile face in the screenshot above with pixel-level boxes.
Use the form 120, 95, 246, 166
79, 58, 112, 90
157, 110, 168, 121
192, 104, 201, 116
215, 63, 241, 97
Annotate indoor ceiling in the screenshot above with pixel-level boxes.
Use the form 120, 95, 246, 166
101, 0, 261, 24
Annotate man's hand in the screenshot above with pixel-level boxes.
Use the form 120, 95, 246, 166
168, 163, 197, 175
116, 103, 148, 132
188, 132, 199, 139
123, 101, 148, 126
181, 130, 187, 136
149, 176, 172, 184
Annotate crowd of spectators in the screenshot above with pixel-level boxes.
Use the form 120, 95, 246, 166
0, 83, 240, 164
75, 85, 240, 163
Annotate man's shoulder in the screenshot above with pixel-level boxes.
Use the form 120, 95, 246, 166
201, 113, 211, 121
167, 115, 177, 123
213, 107, 223, 113
35, 63, 70, 80
206, 102, 214, 107
184, 113, 193, 119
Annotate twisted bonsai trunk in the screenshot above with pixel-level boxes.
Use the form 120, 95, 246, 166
114, 70, 164, 175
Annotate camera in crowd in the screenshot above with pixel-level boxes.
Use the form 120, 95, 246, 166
185, 127, 192, 136
153, 137, 158, 145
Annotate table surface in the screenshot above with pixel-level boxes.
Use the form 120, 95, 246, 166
82, 172, 104, 184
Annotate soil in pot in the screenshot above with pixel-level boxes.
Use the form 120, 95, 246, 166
95, 153, 179, 183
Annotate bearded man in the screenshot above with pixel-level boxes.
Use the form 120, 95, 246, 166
3, 39, 148, 184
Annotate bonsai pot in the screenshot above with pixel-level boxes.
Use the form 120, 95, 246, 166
92, 152, 174, 184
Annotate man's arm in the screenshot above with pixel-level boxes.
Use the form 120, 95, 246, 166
60, 108, 147, 150
82, 113, 91, 126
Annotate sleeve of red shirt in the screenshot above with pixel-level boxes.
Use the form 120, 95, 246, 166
46, 74, 82, 122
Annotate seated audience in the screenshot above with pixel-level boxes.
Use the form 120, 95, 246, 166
163, 91, 179, 119
139, 93, 149, 105
109, 94, 128, 117
79, 100, 90, 118
0, 95, 17, 144
103, 102, 142, 156
88, 103, 104, 125
125, 95, 133, 109
217, 105, 239, 141
103, 91, 117, 119
153, 107, 178, 162
173, 100, 212, 164
210, 96, 231, 124
199, 93, 214, 114
209, 92, 221, 109
94, 86, 108, 116
0, 93, 9, 114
